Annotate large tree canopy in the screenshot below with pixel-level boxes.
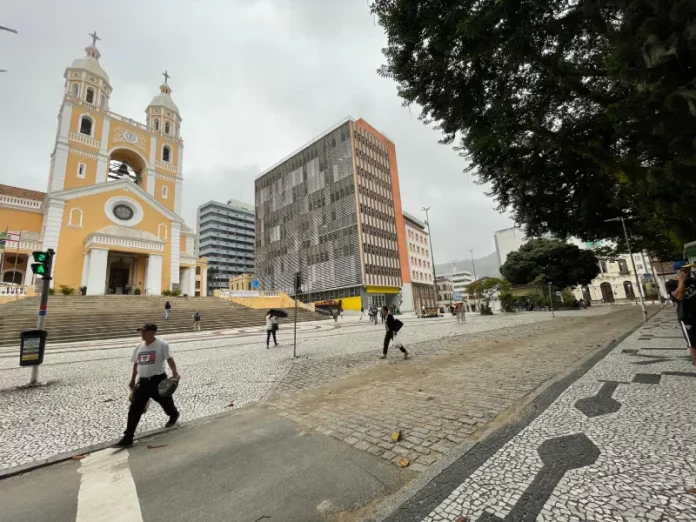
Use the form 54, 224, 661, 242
500, 238, 600, 288
370, 0, 696, 257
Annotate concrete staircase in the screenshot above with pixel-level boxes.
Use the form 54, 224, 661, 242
0, 295, 327, 346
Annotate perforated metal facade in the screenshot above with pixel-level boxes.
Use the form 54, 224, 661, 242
255, 118, 405, 302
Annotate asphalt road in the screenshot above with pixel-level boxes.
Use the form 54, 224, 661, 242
0, 407, 411, 522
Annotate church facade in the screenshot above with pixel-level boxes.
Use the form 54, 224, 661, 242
0, 35, 207, 296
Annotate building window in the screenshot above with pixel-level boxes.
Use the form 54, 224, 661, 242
79, 116, 93, 136
165, 121, 171, 135
71, 83, 79, 97
162, 185, 168, 199
162, 145, 171, 162
68, 208, 83, 228
154, 118, 160, 131
86, 87, 95, 104
158, 223, 168, 240
77, 163, 86, 179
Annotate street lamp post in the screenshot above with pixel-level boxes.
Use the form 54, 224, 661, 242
606, 216, 648, 323
422, 206, 439, 309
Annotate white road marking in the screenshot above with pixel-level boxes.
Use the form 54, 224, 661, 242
76, 448, 143, 522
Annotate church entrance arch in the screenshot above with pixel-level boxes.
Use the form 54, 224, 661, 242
108, 147, 147, 187
600, 282, 615, 303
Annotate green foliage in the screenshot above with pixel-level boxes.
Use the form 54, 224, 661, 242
59, 285, 74, 296
499, 289, 515, 313
161, 289, 172, 297
501, 239, 600, 289
171, 289, 182, 297
370, 0, 695, 257
48, 287, 55, 296
480, 299, 494, 315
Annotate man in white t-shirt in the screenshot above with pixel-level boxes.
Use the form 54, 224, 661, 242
116, 323, 180, 447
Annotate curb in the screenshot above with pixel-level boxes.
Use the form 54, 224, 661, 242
363, 307, 660, 522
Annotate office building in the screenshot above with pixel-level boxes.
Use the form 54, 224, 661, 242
494, 227, 527, 267
197, 199, 255, 294
435, 276, 454, 312
440, 267, 475, 300
254, 117, 409, 311
401, 211, 436, 312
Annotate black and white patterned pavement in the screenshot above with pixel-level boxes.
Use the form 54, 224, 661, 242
387, 310, 696, 522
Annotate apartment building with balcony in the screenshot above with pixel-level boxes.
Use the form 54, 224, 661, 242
197, 199, 255, 294
254, 117, 409, 311
401, 211, 436, 313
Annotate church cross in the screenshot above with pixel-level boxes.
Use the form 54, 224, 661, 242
162, 70, 171, 84
88, 31, 101, 46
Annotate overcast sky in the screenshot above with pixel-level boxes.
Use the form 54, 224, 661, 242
0, 0, 513, 262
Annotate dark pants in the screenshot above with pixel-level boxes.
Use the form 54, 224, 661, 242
383, 331, 406, 355
124, 373, 178, 439
266, 329, 277, 345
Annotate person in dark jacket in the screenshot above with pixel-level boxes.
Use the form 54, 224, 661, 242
164, 301, 171, 321
666, 261, 696, 366
379, 306, 409, 360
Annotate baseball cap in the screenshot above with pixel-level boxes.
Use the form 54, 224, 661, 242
137, 323, 158, 332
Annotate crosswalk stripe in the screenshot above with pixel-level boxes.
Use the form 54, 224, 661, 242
76, 448, 143, 522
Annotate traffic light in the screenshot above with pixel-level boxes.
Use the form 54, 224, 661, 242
31, 250, 53, 279
294, 272, 302, 293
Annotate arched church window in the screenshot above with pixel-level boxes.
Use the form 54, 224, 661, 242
165, 122, 171, 135
158, 223, 168, 240
71, 84, 79, 97
68, 208, 83, 228
162, 145, 171, 163
86, 87, 95, 104
154, 118, 160, 131
79, 116, 93, 136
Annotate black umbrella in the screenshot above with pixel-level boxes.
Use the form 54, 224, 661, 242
270, 309, 289, 318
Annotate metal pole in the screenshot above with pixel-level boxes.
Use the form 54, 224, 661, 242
548, 281, 555, 318
643, 251, 664, 308
31, 248, 53, 385
12, 230, 21, 299
422, 207, 438, 310
620, 217, 648, 322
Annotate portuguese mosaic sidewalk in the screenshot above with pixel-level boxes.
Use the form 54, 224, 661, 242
384, 309, 696, 522
267, 307, 648, 476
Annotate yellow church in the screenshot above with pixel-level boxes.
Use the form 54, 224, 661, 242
0, 34, 207, 296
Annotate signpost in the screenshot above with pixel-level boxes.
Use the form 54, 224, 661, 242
25, 248, 54, 385
251, 278, 259, 289
293, 272, 301, 359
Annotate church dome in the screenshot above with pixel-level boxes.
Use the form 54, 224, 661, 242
68, 44, 110, 84
148, 84, 180, 114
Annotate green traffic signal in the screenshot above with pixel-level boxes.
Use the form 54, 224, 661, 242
31, 263, 47, 275
30, 251, 52, 277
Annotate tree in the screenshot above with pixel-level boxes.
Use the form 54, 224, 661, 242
467, 277, 511, 314
370, 0, 696, 257
500, 239, 600, 289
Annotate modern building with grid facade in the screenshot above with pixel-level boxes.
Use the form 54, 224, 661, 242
254, 117, 409, 311
197, 199, 255, 294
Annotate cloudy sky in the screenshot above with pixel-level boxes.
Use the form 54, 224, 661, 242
0, 0, 513, 263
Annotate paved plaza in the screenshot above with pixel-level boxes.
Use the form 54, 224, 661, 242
385, 309, 696, 522
0, 307, 614, 474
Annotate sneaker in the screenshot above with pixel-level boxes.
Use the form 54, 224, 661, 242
165, 412, 180, 428
403, 351, 410, 360
115, 437, 133, 447
379, 355, 387, 359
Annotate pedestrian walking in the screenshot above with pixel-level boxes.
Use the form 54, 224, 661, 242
116, 323, 180, 447
340, 307, 344, 320
379, 306, 409, 360
360, 307, 364, 320
333, 308, 338, 322
192, 311, 201, 332
164, 300, 171, 321
265, 310, 278, 348
456, 302, 465, 324
666, 261, 696, 366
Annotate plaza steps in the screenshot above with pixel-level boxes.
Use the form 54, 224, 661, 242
0, 295, 327, 346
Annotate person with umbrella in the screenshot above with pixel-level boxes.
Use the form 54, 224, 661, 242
265, 309, 286, 348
